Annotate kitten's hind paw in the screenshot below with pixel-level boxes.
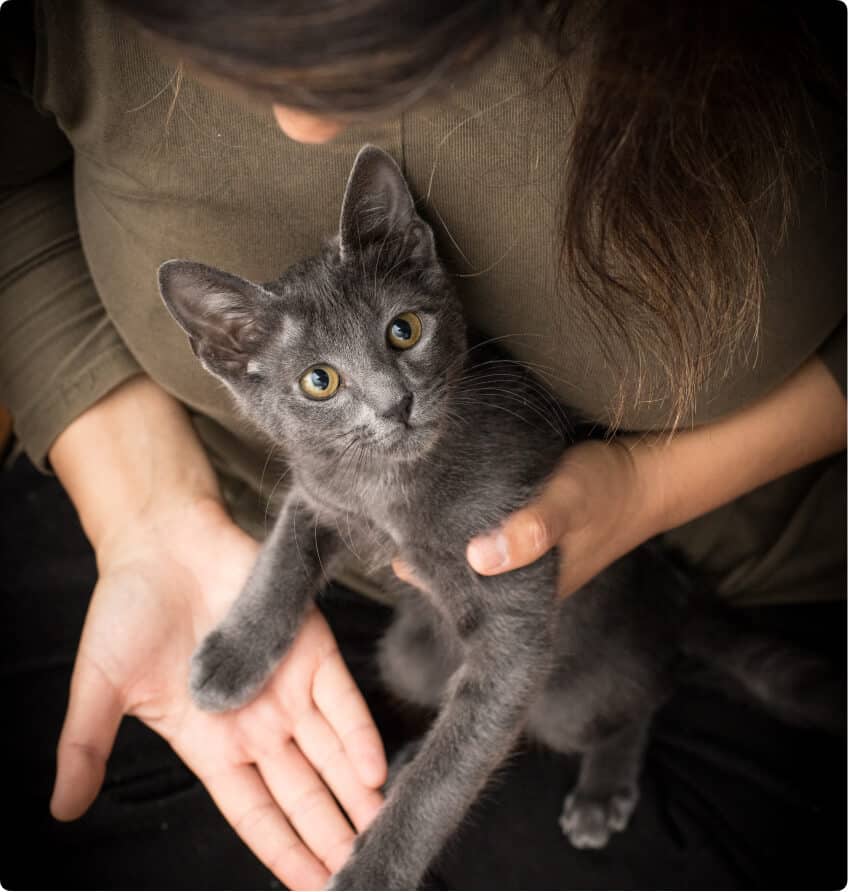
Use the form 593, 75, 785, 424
189, 628, 273, 712
559, 787, 638, 849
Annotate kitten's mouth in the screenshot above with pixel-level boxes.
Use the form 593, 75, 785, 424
375, 419, 440, 460
379, 420, 419, 446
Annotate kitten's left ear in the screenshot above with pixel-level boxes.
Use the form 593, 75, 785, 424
158, 259, 274, 383
339, 145, 436, 264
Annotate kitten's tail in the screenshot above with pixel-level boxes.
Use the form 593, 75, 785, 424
680, 602, 846, 733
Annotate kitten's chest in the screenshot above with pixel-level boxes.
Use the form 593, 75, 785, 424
295, 466, 415, 562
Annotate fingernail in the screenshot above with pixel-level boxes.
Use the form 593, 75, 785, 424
468, 533, 509, 572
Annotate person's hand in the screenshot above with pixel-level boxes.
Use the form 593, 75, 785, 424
461, 438, 657, 597
397, 353, 846, 599
51, 496, 386, 890
392, 438, 656, 599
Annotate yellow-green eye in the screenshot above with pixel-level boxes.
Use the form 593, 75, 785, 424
299, 365, 340, 400
387, 312, 422, 350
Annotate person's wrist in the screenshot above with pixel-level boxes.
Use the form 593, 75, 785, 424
50, 375, 225, 554
614, 434, 672, 543
92, 488, 229, 570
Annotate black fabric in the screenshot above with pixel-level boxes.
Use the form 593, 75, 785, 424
1, 454, 845, 890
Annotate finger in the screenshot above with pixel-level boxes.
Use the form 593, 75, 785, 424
51, 651, 124, 821
204, 762, 329, 890
391, 559, 429, 592
312, 646, 387, 789
467, 476, 578, 575
258, 740, 356, 874
293, 706, 384, 833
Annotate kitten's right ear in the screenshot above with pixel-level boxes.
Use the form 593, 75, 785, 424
339, 145, 436, 264
158, 260, 273, 383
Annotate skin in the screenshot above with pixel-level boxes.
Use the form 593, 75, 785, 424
46, 98, 844, 892
272, 105, 345, 144
49, 376, 385, 891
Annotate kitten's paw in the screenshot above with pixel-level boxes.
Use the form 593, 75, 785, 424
559, 787, 639, 849
189, 628, 272, 712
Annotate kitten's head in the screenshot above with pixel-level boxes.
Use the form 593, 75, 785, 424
158, 145, 467, 465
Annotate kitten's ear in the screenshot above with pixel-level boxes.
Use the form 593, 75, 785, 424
339, 144, 436, 264
158, 260, 273, 382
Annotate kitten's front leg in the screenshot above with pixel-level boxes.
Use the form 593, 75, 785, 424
329, 559, 557, 890
191, 494, 339, 711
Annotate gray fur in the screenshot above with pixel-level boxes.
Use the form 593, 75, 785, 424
158, 145, 843, 890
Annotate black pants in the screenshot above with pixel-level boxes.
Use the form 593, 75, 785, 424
1, 454, 845, 890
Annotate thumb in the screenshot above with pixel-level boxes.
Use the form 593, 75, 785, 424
467, 472, 585, 575
51, 650, 124, 821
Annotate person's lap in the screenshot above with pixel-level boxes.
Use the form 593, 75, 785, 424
2, 454, 844, 890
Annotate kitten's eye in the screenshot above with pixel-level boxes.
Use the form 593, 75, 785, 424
299, 365, 340, 400
387, 312, 422, 350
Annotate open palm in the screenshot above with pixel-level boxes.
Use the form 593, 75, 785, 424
51, 499, 385, 890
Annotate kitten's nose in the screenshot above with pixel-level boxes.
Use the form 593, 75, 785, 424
381, 392, 413, 424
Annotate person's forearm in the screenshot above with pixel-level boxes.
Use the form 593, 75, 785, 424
48, 375, 223, 552
635, 355, 846, 536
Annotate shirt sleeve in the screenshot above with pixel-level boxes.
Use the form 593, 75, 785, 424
0, 0, 141, 469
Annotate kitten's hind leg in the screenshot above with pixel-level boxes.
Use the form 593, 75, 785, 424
377, 595, 462, 709
560, 719, 650, 849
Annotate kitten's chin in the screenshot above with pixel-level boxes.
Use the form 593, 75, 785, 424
378, 422, 442, 463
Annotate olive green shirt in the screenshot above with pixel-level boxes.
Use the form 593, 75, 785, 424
1, 0, 845, 605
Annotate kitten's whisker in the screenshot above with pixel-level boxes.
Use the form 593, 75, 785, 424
457, 332, 549, 360
344, 510, 363, 562
258, 444, 278, 522
468, 356, 578, 389
473, 388, 568, 439
290, 502, 311, 580
464, 370, 573, 430
425, 89, 523, 203
265, 464, 295, 531
471, 399, 543, 432
451, 384, 569, 440
314, 520, 332, 590
454, 237, 522, 279
457, 361, 576, 437
460, 379, 565, 420
443, 332, 568, 381
427, 204, 474, 269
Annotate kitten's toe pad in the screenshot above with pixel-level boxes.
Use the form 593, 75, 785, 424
559, 788, 638, 849
189, 628, 272, 712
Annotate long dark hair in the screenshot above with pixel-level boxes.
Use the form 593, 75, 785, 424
110, 0, 840, 429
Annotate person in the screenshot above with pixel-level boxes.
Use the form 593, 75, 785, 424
0, 0, 844, 888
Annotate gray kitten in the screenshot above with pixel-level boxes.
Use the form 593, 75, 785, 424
158, 146, 842, 890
